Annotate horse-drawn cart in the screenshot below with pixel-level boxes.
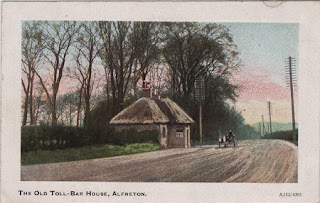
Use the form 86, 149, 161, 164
218, 134, 236, 148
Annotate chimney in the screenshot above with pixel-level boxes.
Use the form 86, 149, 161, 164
154, 89, 161, 99
142, 81, 152, 98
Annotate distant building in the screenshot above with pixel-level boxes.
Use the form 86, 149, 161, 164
110, 82, 194, 148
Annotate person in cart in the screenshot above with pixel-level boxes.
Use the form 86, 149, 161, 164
228, 130, 235, 141
218, 130, 236, 148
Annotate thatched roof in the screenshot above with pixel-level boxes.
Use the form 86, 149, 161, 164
110, 98, 169, 124
153, 98, 195, 124
110, 97, 194, 125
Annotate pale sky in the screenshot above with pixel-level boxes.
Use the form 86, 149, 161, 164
222, 23, 299, 125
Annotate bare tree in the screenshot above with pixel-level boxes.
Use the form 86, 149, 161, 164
99, 22, 140, 113
21, 21, 44, 125
131, 22, 161, 97
33, 21, 79, 125
73, 22, 102, 125
66, 59, 84, 127
149, 64, 166, 96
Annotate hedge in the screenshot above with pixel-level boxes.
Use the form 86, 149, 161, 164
21, 125, 159, 152
262, 129, 298, 142
21, 125, 91, 152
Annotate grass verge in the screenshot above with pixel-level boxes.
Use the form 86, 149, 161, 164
21, 142, 160, 165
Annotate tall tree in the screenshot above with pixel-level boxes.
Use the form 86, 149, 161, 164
73, 22, 101, 125
99, 21, 141, 113
21, 21, 44, 125
131, 22, 161, 97
33, 21, 79, 125
162, 22, 240, 103
161, 22, 242, 141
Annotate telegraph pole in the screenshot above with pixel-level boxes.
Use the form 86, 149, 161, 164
195, 77, 205, 145
199, 103, 203, 145
268, 101, 272, 140
262, 115, 266, 137
285, 56, 297, 141
259, 122, 262, 138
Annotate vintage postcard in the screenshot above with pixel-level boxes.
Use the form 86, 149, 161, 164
1, 1, 319, 202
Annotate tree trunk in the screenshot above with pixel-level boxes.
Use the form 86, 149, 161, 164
22, 80, 30, 126
35, 100, 41, 125
51, 97, 57, 126
52, 111, 57, 126
133, 78, 138, 99
84, 96, 90, 126
29, 73, 35, 125
76, 85, 83, 127
106, 75, 110, 111
22, 94, 29, 126
69, 104, 72, 126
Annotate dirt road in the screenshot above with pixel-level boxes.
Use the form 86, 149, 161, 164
21, 140, 298, 183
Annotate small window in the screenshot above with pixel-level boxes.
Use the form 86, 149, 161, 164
176, 128, 184, 138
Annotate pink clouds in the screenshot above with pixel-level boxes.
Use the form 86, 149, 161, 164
232, 67, 298, 103
231, 66, 298, 124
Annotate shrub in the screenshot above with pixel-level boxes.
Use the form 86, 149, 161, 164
112, 129, 159, 146
262, 129, 298, 142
